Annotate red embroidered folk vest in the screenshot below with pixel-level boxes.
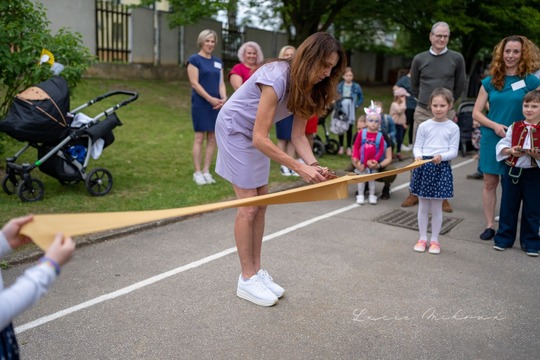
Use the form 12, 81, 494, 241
506, 121, 540, 167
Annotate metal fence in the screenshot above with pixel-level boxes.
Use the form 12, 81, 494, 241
221, 22, 244, 70
96, 1, 131, 62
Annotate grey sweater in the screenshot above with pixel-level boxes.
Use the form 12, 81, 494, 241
410, 49, 466, 109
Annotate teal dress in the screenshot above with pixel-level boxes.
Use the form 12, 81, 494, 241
479, 75, 540, 175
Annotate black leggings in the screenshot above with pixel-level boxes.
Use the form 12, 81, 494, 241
339, 126, 353, 149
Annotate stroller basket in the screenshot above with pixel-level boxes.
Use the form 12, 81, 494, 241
38, 113, 122, 181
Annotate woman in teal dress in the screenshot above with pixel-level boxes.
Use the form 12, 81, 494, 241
473, 35, 540, 240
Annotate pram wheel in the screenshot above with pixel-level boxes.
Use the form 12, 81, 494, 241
17, 178, 45, 202
2, 173, 23, 195
312, 138, 325, 158
325, 139, 340, 155
85, 168, 113, 196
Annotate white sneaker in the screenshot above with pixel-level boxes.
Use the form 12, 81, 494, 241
369, 194, 377, 204
237, 274, 278, 306
280, 165, 291, 176
202, 171, 216, 184
402, 144, 412, 151
356, 195, 365, 204
193, 172, 206, 185
257, 269, 284, 298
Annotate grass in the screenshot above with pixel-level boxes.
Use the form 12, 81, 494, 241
0, 77, 394, 226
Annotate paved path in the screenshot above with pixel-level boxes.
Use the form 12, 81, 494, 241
3, 156, 539, 359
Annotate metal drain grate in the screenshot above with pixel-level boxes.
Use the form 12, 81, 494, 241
377, 209, 463, 235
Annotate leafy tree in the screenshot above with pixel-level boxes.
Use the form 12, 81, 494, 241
139, 0, 230, 26
0, 0, 94, 154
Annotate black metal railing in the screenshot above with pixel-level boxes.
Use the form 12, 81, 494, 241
96, 0, 130, 62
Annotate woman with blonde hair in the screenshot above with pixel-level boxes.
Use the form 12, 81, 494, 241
473, 35, 540, 241
187, 29, 227, 185
229, 41, 264, 90
215, 32, 346, 306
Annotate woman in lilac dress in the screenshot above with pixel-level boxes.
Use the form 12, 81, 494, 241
215, 32, 347, 306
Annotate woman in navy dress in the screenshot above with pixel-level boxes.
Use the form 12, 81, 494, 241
187, 29, 227, 185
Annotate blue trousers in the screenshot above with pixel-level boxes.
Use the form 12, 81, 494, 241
494, 166, 540, 252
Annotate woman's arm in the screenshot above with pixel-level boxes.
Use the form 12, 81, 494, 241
187, 64, 221, 108
252, 85, 325, 183
219, 69, 227, 101
229, 74, 244, 91
472, 86, 507, 137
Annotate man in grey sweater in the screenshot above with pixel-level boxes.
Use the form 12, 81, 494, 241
401, 21, 466, 212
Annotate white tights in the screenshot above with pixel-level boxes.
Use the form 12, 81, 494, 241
357, 180, 375, 196
418, 198, 443, 243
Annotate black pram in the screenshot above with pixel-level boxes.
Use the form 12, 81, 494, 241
0, 76, 138, 202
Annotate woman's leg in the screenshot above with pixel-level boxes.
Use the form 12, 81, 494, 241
192, 131, 204, 173
285, 141, 296, 158
232, 184, 268, 279
482, 173, 499, 229
202, 132, 216, 173
395, 125, 405, 153
406, 108, 415, 144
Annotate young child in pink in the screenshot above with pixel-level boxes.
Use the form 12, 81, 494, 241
352, 102, 388, 205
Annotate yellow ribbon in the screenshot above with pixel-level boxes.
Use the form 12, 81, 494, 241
21, 160, 429, 250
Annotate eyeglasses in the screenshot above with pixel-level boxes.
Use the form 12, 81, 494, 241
432, 34, 449, 39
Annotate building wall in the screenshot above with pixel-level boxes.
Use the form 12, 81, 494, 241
37, 0, 96, 55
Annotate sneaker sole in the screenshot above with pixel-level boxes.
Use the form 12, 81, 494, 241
236, 289, 278, 307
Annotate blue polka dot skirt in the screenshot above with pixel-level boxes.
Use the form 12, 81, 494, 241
410, 157, 453, 199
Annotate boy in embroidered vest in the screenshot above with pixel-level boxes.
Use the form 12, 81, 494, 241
494, 90, 540, 257
352, 102, 387, 205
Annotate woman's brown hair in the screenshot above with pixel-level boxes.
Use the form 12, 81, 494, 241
288, 32, 347, 119
489, 35, 540, 90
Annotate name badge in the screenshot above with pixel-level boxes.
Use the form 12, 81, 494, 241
214, 62, 222, 69
511, 79, 526, 91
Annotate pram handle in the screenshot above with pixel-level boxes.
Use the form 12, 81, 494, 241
70, 90, 138, 121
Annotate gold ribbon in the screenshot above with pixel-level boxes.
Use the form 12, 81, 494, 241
21, 160, 429, 250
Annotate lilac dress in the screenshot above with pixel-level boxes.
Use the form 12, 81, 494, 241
215, 61, 292, 188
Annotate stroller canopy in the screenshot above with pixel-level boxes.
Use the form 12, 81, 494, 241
0, 76, 71, 144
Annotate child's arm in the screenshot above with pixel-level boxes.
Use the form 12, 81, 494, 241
413, 126, 425, 160
436, 125, 460, 162
495, 124, 526, 161
0, 218, 75, 331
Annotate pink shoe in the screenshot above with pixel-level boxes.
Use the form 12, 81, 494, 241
414, 240, 427, 253
428, 242, 441, 255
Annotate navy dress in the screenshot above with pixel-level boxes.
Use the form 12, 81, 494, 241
188, 54, 223, 132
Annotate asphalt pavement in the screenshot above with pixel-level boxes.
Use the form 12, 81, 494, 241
3, 155, 539, 360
